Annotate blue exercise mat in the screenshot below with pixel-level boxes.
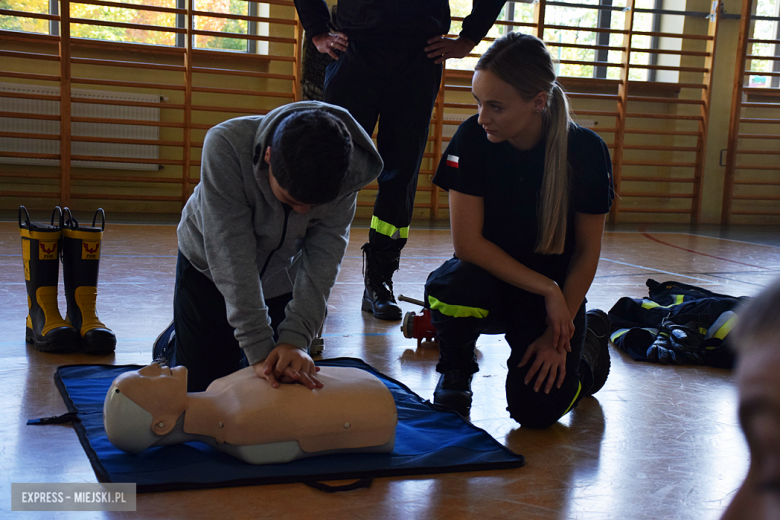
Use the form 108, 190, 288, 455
50, 357, 524, 492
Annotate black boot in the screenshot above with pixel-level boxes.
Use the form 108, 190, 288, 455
582, 309, 611, 396
433, 369, 474, 417
19, 206, 80, 352
361, 243, 402, 321
61, 208, 116, 354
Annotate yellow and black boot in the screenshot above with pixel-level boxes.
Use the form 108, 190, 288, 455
61, 208, 116, 354
19, 206, 80, 352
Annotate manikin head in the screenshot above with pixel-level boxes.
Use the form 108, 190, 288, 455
103, 363, 188, 454
722, 277, 780, 520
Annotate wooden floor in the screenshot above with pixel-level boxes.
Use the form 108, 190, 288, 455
1, 218, 779, 520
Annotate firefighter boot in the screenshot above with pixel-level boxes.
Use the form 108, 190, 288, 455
361, 242, 402, 321
19, 206, 80, 352
433, 368, 474, 417
582, 309, 611, 396
61, 208, 116, 354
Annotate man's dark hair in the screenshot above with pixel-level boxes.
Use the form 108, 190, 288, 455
269, 109, 353, 205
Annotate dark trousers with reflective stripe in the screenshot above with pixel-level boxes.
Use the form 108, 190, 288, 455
173, 251, 292, 392
425, 257, 593, 428
324, 39, 442, 253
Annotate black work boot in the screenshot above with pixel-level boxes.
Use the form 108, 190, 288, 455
433, 369, 474, 416
361, 242, 402, 321
582, 309, 611, 396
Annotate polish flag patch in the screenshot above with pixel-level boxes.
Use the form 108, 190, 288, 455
446, 154, 459, 168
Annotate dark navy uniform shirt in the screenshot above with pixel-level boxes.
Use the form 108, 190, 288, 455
433, 115, 614, 286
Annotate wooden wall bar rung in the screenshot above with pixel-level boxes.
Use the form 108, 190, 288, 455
632, 30, 712, 41
71, 57, 186, 72
734, 179, 780, 185
621, 176, 695, 183
71, 193, 183, 202
0, 112, 60, 121
191, 29, 296, 45
618, 192, 694, 198
629, 47, 711, 57
0, 93, 61, 102
191, 105, 273, 114
70, 156, 183, 165
70, 117, 185, 128
190, 67, 294, 80
0, 8, 58, 20
72, 0, 184, 15
624, 129, 701, 136
732, 210, 780, 215
0, 50, 60, 61
70, 18, 186, 35
618, 208, 694, 213
627, 96, 705, 105
622, 161, 697, 167
73, 98, 184, 110
1, 71, 61, 82
191, 10, 297, 26
623, 145, 699, 152
734, 165, 780, 170
0, 171, 60, 179
733, 195, 780, 200
0, 152, 60, 160
72, 38, 185, 55
72, 175, 183, 183
1, 191, 61, 198
71, 77, 186, 91
626, 113, 704, 121
0, 30, 60, 44
192, 86, 292, 98
0, 132, 60, 140
71, 137, 184, 147
544, 24, 627, 35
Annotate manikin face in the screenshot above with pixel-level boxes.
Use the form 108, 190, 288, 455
722, 343, 780, 520
264, 146, 313, 215
472, 69, 547, 151
113, 363, 188, 434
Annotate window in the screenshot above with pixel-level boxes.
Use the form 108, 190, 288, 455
445, 0, 664, 81
748, 0, 780, 88
0, 0, 271, 53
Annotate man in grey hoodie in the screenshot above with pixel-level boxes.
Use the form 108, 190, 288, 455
155, 101, 383, 392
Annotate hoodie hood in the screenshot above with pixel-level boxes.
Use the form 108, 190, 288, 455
252, 100, 382, 198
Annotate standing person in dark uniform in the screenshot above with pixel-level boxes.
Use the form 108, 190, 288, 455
293, 0, 506, 320
425, 33, 614, 426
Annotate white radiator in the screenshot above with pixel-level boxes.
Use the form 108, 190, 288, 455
0, 82, 161, 171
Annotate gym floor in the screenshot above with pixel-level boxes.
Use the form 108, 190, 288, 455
1, 217, 779, 520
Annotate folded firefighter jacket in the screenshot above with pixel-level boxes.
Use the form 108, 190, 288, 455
607, 279, 747, 369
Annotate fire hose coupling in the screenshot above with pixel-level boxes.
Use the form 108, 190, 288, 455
398, 295, 438, 348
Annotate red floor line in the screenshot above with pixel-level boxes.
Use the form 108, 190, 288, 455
640, 232, 770, 270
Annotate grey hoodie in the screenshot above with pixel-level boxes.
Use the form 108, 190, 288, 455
177, 101, 383, 365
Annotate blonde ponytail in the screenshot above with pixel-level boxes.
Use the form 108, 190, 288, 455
534, 83, 573, 255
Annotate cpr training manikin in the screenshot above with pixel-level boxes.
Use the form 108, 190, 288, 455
103, 363, 398, 464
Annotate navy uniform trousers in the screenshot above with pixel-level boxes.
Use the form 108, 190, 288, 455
324, 39, 442, 253
425, 258, 596, 428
